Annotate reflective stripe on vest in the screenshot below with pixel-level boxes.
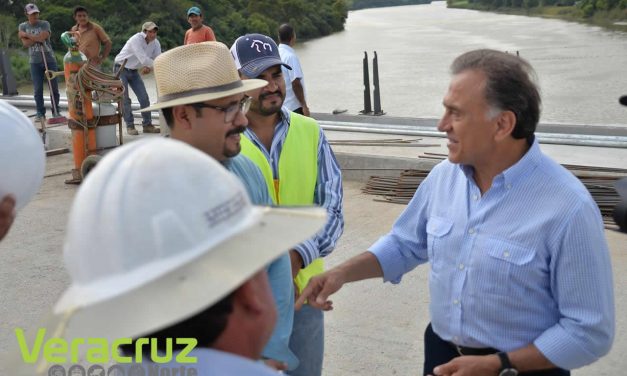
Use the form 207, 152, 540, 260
240, 112, 322, 293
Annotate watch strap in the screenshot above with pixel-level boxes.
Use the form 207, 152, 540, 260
497, 352, 513, 370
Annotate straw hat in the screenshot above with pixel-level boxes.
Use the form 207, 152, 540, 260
141, 42, 267, 112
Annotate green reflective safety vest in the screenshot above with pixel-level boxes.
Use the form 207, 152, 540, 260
240, 112, 322, 293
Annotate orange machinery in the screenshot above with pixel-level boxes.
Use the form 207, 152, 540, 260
61, 31, 124, 184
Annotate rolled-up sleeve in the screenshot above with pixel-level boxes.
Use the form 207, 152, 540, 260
369, 175, 432, 284
130, 34, 160, 67
534, 200, 614, 369
293, 130, 343, 266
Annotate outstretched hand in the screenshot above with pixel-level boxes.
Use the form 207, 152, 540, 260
0, 195, 16, 241
263, 358, 288, 371
294, 269, 345, 311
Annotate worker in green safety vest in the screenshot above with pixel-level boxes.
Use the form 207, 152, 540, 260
231, 34, 344, 376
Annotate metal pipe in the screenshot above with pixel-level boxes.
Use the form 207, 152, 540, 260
319, 122, 627, 148
6, 96, 627, 148
360, 52, 372, 115
373, 51, 384, 116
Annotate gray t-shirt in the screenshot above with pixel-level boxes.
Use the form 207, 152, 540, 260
18, 20, 55, 64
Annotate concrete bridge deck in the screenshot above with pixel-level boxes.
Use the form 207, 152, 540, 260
1, 96, 626, 374
0, 137, 625, 375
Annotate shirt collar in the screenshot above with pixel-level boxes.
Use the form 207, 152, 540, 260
142, 348, 278, 375
243, 107, 290, 142
500, 136, 541, 187
458, 136, 541, 188
189, 348, 278, 374
279, 107, 291, 126
279, 43, 295, 53
76, 21, 93, 30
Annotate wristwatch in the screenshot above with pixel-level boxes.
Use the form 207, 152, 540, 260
497, 352, 519, 376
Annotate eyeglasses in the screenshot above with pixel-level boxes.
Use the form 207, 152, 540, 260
191, 96, 252, 123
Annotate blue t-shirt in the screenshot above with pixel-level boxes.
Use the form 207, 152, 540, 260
18, 20, 55, 64
224, 154, 299, 369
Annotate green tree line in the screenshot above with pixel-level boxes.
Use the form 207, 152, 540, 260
0, 0, 347, 86
1, 0, 348, 53
349, 0, 431, 10
447, 0, 626, 20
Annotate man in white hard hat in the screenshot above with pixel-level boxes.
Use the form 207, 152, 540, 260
9, 138, 325, 375
139, 41, 299, 371
0, 100, 46, 241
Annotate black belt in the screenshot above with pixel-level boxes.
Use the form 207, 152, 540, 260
447, 341, 498, 356
114, 64, 137, 72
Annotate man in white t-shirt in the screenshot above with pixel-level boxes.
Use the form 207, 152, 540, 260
278, 24, 309, 116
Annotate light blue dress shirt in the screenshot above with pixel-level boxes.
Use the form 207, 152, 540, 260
225, 154, 298, 369
243, 108, 344, 268
131, 348, 281, 375
369, 139, 614, 370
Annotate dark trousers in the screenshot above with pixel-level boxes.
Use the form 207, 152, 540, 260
423, 323, 570, 376
293, 107, 304, 115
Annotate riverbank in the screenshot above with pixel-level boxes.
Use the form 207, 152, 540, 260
448, 0, 627, 32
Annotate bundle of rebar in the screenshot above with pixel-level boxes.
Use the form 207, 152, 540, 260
329, 138, 439, 147
363, 155, 627, 227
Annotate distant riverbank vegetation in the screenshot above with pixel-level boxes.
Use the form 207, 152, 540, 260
0, 0, 348, 87
447, 0, 627, 32
349, 0, 432, 10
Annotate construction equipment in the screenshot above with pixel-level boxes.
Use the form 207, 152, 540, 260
363, 155, 627, 229
60, 31, 125, 184
39, 43, 66, 125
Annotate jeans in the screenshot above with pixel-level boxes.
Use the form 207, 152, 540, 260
115, 64, 151, 128
287, 304, 324, 376
423, 323, 570, 376
30, 59, 60, 117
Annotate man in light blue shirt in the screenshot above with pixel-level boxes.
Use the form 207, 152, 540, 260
140, 41, 298, 371
297, 49, 614, 376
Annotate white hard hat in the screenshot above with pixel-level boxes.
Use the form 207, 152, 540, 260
0, 100, 45, 211
53, 138, 326, 343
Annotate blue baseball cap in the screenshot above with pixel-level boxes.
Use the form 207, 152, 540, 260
230, 33, 291, 79
187, 6, 201, 16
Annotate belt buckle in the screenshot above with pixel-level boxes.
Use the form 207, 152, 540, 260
455, 344, 465, 356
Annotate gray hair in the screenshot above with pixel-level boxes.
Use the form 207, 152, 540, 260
451, 49, 541, 140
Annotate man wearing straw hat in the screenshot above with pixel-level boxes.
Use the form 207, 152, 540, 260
7, 138, 325, 374
231, 33, 344, 376
139, 41, 300, 371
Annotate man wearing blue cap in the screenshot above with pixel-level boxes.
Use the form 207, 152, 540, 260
231, 33, 344, 376
184, 6, 216, 44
